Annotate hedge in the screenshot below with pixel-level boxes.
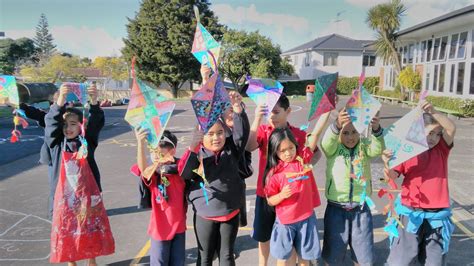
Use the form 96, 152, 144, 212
281, 76, 379, 96
426, 95, 474, 117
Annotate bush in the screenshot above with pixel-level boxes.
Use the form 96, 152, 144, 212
376, 89, 402, 99
399, 66, 422, 92
426, 96, 474, 117
281, 76, 380, 96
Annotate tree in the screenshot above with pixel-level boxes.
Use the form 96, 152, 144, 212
219, 29, 293, 93
366, 0, 406, 98
0, 37, 36, 74
34, 13, 56, 63
20, 54, 81, 82
93, 56, 129, 81
122, 0, 222, 98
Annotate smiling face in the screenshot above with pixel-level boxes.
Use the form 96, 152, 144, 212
340, 123, 360, 149
202, 121, 226, 152
63, 114, 81, 139
276, 137, 297, 163
269, 104, 291, 129
425, 123, 443, 148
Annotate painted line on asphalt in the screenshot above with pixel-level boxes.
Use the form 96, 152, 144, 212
452, 216, 474, 238
130, 239, 151, 265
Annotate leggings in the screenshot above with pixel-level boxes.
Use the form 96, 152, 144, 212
193, 212, 239, 266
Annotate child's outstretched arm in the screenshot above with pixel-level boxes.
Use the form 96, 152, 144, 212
229, 91, 250, 151
19, 103, 46, 128
135, 127, 149, 176
381, 150, 400, 180
246, 104, 268, 152
367, 113, 384, 158
44, 84, 68, 148
306, 111, 331, 152
85, 83, 104, 148
422, 101, 456, 145
267, 184, 293, 206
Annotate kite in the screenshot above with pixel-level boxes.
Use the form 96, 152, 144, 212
307, 72, 338, 121
64, 82, 88, 105
346, 86, 381, 134
246, 78, 283, 114
191, 6, 221, 71
0, 76, 28, 143
124, 57, 176, 149
190, 72, 230, 133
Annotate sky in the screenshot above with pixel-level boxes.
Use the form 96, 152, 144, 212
1, 0, 473, 59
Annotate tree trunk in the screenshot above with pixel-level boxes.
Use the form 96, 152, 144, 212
169, 82, 179, 98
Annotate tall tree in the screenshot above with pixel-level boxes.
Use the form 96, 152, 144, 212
93, 56, 129, 81
122, 0, 222, 98
366, 0, 406, 98
34, 13, 56, 63
220, 29, 293, 92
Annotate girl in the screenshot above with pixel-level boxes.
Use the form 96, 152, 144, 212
320, 108, 383, 266
45, 83, 114, 265
264, 111, 330, 266
179, 91, 249, 266
132, 129, 186, 266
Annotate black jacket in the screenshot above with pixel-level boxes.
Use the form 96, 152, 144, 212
44, 103, 104, 191
19, 103, 51, 165
179, 111, 250, 217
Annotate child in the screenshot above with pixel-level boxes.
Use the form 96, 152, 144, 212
45, 83, 114, 265
264, 111, 330, 266
132, 129, 186, 266
383, 101, 456, 266
179, 91, 249, 266
320, 107, 383, 265
246, 93, 320, 266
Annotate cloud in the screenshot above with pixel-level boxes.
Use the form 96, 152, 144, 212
211, 4, 310, 33
5, 26, 124, 59
344, 0, 387, 8
319, 20, 374, 40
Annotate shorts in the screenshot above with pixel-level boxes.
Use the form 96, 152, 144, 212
252, 195, 275, 242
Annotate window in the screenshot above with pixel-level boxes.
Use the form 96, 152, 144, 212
403, 46, 408, 64
304, 52, 311, 67
439, 64, 445, 92
449, 34, 458, 59
421, 41, 427, 62
433, 65, 438, 91
457, 31, 468, 58
294, 55, 299, 65
408, 44, 414, 64
439, 36, 448, 60
472, 30, 474, 58
425, 68, 430, 91
323, 52, 338, 66
433, 38, 440, 60
363, 54, 376, 66
450, 64, 455, 93
457, 62, 465, 95
470, 63, 474, 94
427, 40, 433, 62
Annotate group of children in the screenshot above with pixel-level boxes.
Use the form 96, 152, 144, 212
17, 67, 456, 266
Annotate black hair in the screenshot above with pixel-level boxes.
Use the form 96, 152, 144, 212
64, 107, 83, 122
262, 127, 299, 187
159, 130, 178, 149
275, 93, 290, 110
423, 113, 439, 126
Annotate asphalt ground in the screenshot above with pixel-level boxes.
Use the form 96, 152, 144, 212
0, 96, 473, 265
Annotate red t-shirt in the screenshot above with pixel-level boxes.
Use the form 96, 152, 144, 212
264, 147, 321, 224
131, 164, 187, 241
256, 124, 308, 197
394, 138, 452, 209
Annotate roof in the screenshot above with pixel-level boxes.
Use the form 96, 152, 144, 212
282, 34, 374, 55
397, 4, 474, 37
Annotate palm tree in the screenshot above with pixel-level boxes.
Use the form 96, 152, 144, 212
366, 0, 407, 98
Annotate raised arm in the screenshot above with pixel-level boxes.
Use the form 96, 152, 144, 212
19, 103, 46, 128
134, 127, 149, 175
366, 113, 384, 158
422, 101, 456, 146
246, 104, 268, 152
228, 91, 250, 152
306, 111, 331, 152
44, 85, 69, 148
321, 108, 350, 156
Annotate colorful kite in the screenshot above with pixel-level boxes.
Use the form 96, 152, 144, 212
190, 72, 230, 133
247, 78, 283, 114
383, 93, 429, 169
64, 82, 88, 105
191, 6, 221, 71
308, 72, 338, 121
0, 75, 20, 106
346, 86, 381, 134
124, 58, 176, 149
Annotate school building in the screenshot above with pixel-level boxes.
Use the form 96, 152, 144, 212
381, 5, 474, 99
